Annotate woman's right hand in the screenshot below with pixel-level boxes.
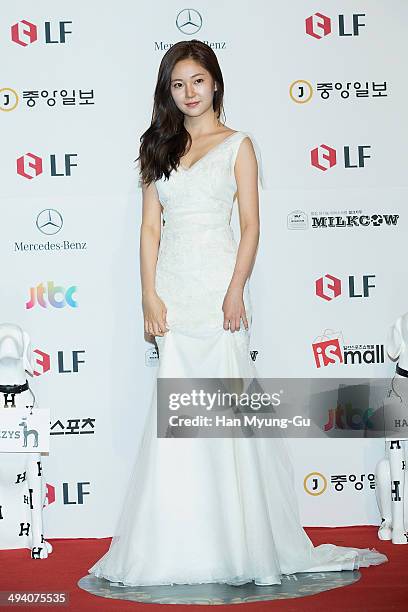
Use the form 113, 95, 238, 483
142, 291, 169, 337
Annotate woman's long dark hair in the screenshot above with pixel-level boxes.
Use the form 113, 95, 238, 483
136, 39, 226, 186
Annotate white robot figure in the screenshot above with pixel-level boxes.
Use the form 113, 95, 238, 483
0, 322, 52, 559
376, 313, 408, 544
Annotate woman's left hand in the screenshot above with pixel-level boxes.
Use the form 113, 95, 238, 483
222, 286, 249, 332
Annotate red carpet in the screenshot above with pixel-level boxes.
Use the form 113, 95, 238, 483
0, 527, 404, 611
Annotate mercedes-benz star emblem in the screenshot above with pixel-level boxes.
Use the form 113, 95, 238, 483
36, 209, 64, 235
176, 9, 202, 35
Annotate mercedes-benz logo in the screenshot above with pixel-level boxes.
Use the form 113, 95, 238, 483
36, 209, 63, 235
176, 9, 202, 35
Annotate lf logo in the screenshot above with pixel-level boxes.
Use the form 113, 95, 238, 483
58, 351, 85, 373
30, 349, 85, 376
311, 144, 371, 171
32, 349, 51, 376
44, 484, 55, 506
43, 482, 91, 507
305, 13, 366, 39
11, 20, 73, 47
315, 274, 376, 301
63, 482, 90, 505
17, 153, 78, 179
25, 282, 78, 309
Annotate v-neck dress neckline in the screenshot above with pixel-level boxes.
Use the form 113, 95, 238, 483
179, 130, 240, 171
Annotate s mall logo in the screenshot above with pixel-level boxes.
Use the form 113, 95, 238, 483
312, 330, 384, 369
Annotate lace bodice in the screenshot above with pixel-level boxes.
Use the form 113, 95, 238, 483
153, 131, 253, 336
154, 131, 250, 232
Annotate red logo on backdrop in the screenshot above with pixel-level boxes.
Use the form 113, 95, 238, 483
312, 331, 344, 368
311, 145, 337, 171
11, 20, 38, 46
33, 349, 51, 376
17, 153, 43, 179
305, 13, 331, 39
305, 13, 366, 39
315, 274, 342, 301
44, 483, 55, 507
11, 20, 72, 46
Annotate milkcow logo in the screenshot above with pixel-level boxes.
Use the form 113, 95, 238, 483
312, 213, 399, 228
287, 210, 308, 230
287, 210, 399, 230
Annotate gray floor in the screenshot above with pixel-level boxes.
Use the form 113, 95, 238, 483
79, 571, 361, 605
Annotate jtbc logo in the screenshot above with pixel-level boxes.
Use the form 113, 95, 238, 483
316, 274, 375, 301
311, 144, 371, 171
17, 153, 78, 180
11, 20, 73, 47
26, 282, 78, 309
305, 13, 366, 39
323, 404, 374, 431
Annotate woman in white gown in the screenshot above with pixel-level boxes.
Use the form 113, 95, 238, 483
88, 40, 388, 587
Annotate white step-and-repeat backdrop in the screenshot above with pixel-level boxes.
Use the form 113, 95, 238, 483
1, 2, 407, 541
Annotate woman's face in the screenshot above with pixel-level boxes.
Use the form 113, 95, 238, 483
170, 59, 216, 116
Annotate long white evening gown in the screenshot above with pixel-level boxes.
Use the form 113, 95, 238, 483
88, 130, 388, 586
